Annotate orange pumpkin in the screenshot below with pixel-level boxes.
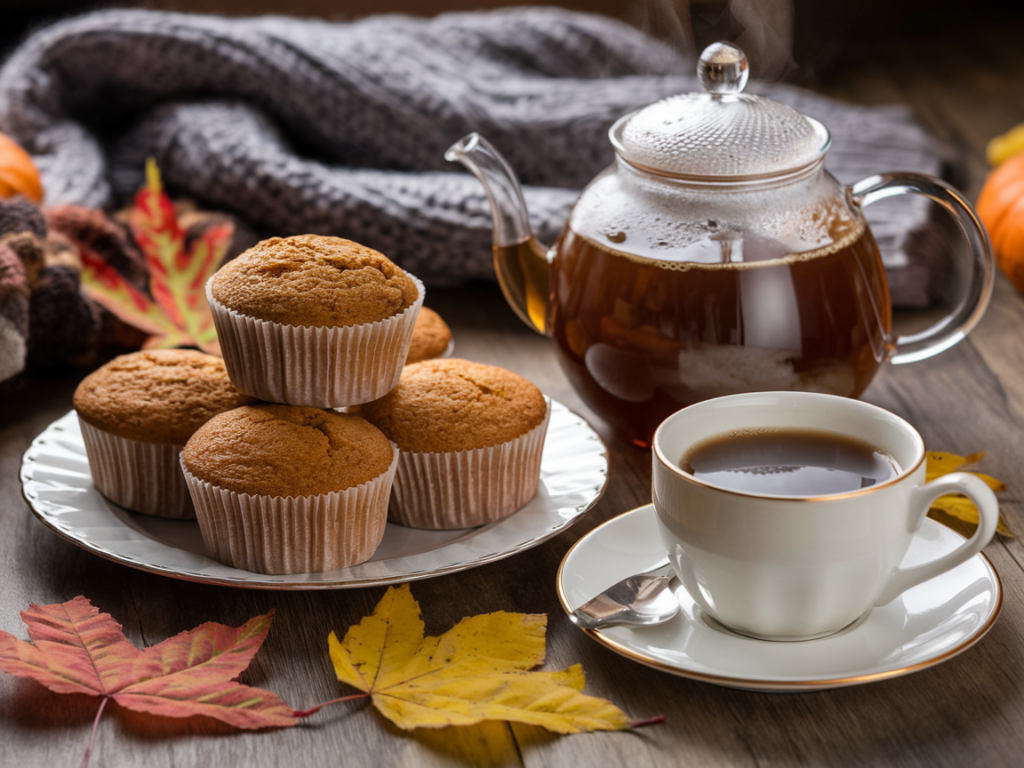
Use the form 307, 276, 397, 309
0, 132, 43, 204
977, 151, 1024, 293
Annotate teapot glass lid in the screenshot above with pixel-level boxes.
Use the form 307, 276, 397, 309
610, 43, 831, 179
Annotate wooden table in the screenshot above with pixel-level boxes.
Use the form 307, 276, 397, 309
4, 20, 1024, 768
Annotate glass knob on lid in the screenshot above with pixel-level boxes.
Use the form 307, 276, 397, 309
697, 42, 749, 94
610, 42, 831, 179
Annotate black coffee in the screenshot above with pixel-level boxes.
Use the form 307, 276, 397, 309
679, 429, 901, 496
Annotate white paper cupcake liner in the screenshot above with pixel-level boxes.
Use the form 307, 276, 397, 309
389, 399, 551, 529
182, 445, 399, 575
209, 274, 425, 408
78, 419, 193, 519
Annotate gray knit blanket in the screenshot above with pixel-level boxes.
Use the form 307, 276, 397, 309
0, 8, 941, 304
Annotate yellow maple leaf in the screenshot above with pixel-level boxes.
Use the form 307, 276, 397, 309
926, 451, 1013, 536
326, 584, 637, 733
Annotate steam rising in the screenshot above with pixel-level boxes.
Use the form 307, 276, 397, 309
730, 0, 794, 79
635, 0, 795, 80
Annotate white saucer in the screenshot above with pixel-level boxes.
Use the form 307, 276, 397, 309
21, 401, 607, 590
557, 504, 1002, 692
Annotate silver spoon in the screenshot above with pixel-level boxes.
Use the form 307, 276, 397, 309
569, 561, 680, 630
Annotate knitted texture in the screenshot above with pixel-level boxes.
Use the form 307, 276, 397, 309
0, 243, 28, 381
27, 264, 100, 372
0, 8, 941, 303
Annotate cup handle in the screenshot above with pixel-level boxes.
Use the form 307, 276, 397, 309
851, 173, 995, 364
873, 473, 999, 606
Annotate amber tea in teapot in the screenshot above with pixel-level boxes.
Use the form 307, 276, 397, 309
544, 219, 890, 446
456, 42, 992, 447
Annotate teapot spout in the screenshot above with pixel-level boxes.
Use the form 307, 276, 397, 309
446, 133, 551, 335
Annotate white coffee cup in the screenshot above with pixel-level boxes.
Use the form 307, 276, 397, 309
652, 391, 999, 641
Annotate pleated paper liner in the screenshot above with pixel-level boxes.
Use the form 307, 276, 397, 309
182, 446, 399, 575
78, 419, 194, 519
208, 273, 425, 408
389, 399, 551, 529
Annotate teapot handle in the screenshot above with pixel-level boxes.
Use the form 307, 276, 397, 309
851, 173, 994, 364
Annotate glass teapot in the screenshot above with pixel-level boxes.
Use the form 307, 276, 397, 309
446, 43, 993, 447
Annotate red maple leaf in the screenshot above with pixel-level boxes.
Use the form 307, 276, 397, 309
0, 596, 294, 765
78, 158, 232, 355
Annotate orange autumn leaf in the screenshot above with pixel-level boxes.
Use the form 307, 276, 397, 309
79, 159, 231, 354
0, 596, 295, 729
316, 584, 644, 734
131, 158, 227, 350
79, 243, 180, 339
926, 451, 1013, 536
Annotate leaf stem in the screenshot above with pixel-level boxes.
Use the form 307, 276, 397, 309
630, 715, 666, 729
292, 693, 371, 719
81, 695, 110, 768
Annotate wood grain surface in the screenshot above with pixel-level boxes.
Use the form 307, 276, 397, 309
3, 19, 1024, 768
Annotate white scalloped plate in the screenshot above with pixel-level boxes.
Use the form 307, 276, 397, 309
21, 401, 607, 589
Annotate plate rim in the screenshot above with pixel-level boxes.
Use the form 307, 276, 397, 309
556, 503, 1003, 692
22, 401, 608, 590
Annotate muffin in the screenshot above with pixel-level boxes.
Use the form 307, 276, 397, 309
356, 359, 550, 529
73, 350, 257, 518
181, 405, 398, 574
208, 235, 424, 408
405, 307, 453, 364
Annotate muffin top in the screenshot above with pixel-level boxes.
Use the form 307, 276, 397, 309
74, 350, 257, 446
356, 359, 547, 453
210, 235, 418, 328
405, 307, 452, 364
182, 405, 393, 497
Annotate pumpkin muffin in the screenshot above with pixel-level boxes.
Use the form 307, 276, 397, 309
73, 350, 256, 519
211, 235, 417, 327
405, 307, 453, 364
356, 359, 549, 529
182, 405, 398, 574
208, 235, 424, 408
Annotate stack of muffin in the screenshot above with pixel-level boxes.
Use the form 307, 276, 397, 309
74, 235, 549, 574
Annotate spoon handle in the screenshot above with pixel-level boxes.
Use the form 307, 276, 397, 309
569, 561, 676, 630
